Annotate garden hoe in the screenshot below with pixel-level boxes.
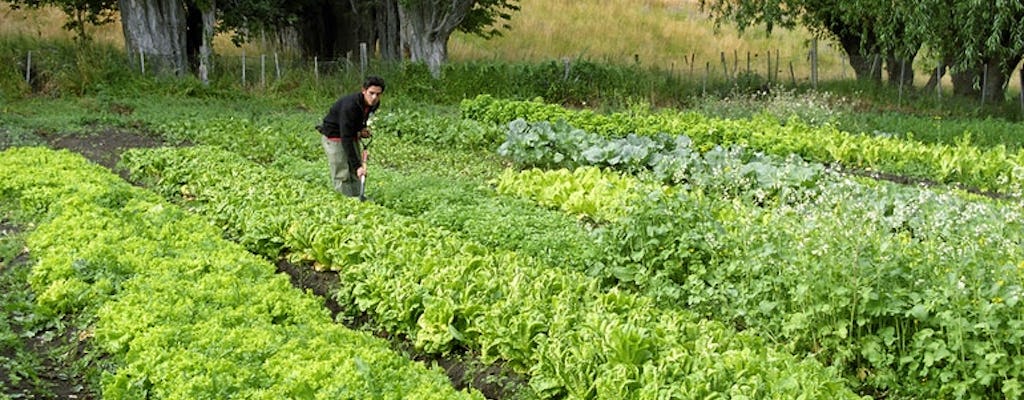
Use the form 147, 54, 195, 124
358, 134, 373, 202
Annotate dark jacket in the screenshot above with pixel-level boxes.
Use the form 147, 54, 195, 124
320, 92, 379, 171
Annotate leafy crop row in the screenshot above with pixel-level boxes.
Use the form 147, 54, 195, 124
121, 145, 860, 399
497, 118, 825, 206
146, 109, 1024, 397
496, 163, 1024, 398
0, 147, 484, 399
461, 95, 1024, 197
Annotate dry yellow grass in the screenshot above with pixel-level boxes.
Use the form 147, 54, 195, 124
448, 0, 850, 80
1, 3, 122, 43
4, 2, 1018, 88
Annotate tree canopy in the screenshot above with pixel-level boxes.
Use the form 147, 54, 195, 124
699, 0, 1024, 100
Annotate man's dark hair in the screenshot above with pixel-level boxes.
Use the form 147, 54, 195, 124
363, 76, 386, 91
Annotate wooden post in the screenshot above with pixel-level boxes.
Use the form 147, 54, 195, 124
25, 51, 31, 84
840, 54, 847, 79
242, 50, 247, 86
898, 59, 906, 107
810, 38, 818, 90
689, 53, 695, 76
1019, 66, 1023, 115
733, 49, 738, 78
766, 50, 771, 84
981, 63, 988, 105
720, 51, 728, 79
775, 49, 780, 83
314, 56, 319, 82
263, 54, 269, 87
359, 42, 368, 76
870, 55, 880, 82
789, 61, 796, 86
275, 53, 281, 80
562, 57, 570, 80
746, 51, 751, 76
139, 46, 145, 75
703, 61, 709, 96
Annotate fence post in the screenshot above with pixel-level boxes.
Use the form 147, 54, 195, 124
689, 53, 695, 76
746, 51, 750, 76
766, 50, 771, 84
898, 59, 905, 107
840, 54, 847, 79
260, 54, 266, 87
720, 51, 727, 79
775, 49, 780, 83
703, 61, 709, 96
314, 56, 319, 82
139, 46, 145, 75
563, 57, 570, 80
789, 61, 796, 86
360, 42, 368, 76
733, 49, 738, 79
810, 38, 818, 90
25, 51, 31, 84
936, 63, 942, 99
981, 63, 988, 105
1019, 66, 1023, 115
242, 50, 247, 86
275, 53, 281, 80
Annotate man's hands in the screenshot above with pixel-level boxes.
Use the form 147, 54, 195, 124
357, 165, 367, 178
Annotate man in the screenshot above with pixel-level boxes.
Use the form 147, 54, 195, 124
318, 76, 385, 198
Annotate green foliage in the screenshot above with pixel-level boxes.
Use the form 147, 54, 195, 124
120, 144, 861, 399
493, 147, 1024, 399
1, 147, 485, 399
455, 0, 521, 39
464, 95, 1024, 196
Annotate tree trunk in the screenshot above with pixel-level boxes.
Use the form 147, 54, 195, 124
376, 0, 402, 61
119, 0, 188, 76
922, 62, 948, 93
950, 61, 1010, 102
198, 2, 215, 84
297, 0, 367, 62
184, 0, 215, 83
834, 31, 882, 83
885, 50, 916, 88
398, 0, 474, 78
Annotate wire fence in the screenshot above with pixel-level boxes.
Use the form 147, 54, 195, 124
15, 42, 1024, 114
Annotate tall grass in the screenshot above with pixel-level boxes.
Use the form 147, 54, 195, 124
448, 0, 847, 79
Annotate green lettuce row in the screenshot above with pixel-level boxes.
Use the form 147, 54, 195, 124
0, 147, 484, 400
154, 115, 607, 279
496, 160, 1024, 398
146, 111, 1024, 397
121, 145, 862, 399
460, 94, 1024, 197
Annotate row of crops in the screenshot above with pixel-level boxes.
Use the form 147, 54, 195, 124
144, 96, 1023, 398
0, 147, 482, 399
3, 94, 1023, 398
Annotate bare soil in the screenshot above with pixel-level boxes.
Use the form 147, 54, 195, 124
1, 219, 97, 400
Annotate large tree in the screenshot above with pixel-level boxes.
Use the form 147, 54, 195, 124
399, 0, 518, 77
699, 0, 918, 85
118, 0, 189, 76
699, 0, 1024, 101
904, 0, 1024, 101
